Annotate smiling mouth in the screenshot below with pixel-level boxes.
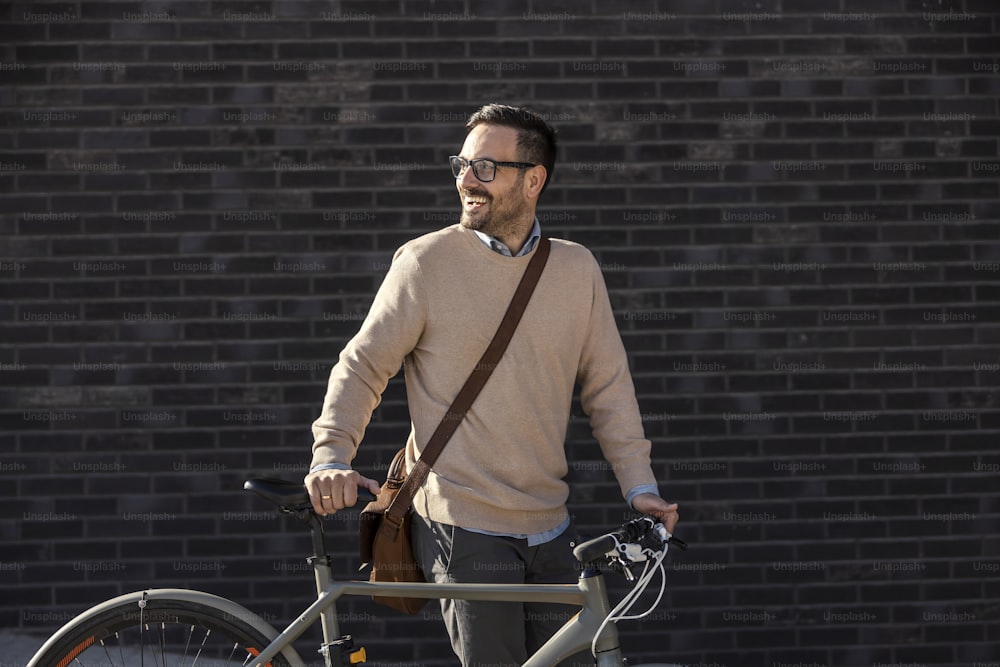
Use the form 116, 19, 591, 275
463, 192, 490, 211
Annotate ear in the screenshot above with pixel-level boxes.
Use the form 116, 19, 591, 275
523, 165, 547, 201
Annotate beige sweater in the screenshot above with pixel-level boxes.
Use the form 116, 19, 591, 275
311, 224, 657, 534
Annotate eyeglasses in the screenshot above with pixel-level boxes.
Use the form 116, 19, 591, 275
449, 155, 538, 182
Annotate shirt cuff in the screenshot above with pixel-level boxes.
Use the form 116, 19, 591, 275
308, 462, 351, 474
626, 484, 660, 509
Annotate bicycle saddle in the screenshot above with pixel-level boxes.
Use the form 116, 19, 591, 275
244, 477, 312, 510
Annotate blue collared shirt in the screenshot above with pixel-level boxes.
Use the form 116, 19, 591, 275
310, 217, 660, 545
472, 218, 541, 257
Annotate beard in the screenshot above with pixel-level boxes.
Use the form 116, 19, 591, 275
459, 174, 531, 242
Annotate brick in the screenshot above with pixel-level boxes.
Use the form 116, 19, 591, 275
16, 44, 79, 62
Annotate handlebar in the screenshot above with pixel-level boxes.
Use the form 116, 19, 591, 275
573, 516, 687, 564
243, 477, 376, 513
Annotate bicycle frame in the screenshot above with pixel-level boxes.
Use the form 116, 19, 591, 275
231, 479, 678, 667
251, 559, 626, 667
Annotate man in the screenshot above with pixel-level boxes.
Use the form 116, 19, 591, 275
306, 103, 679, 666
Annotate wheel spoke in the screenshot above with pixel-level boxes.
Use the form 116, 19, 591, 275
158, 622, 167, 667
191, 626, 210, 667
182, 624, 196, 664
143, 623, 160, 667
229, 642, 244, 666
98, 635, 116, 667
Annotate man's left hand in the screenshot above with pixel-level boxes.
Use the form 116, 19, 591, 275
632, 493, 679, 533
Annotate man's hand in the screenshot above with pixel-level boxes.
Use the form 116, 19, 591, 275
305, 468, 381, 516
632, 493, 680, 533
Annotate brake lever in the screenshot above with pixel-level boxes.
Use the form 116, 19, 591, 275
651, 522, 688, 552
605, 548, 638, 581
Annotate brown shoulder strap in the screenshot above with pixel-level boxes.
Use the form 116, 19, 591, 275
384, 237, 551, 524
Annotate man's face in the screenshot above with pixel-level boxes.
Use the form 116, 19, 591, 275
455, 124, 532, 238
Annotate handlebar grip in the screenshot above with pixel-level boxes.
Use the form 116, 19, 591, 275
245, 477, 377, 510
573, 534, 618, 563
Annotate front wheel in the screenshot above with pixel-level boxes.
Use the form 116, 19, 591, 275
28, 588, 302, 667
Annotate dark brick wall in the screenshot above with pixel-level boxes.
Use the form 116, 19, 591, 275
2, 1, 999, 665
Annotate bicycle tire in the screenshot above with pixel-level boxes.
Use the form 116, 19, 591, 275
27, 588, 302, 667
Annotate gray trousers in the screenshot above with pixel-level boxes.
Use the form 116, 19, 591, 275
411, 512, 592, 667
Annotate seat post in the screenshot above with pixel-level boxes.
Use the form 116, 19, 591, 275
306, 513, 344, 666
307, 512, 329, 561
306, 513, 334, 597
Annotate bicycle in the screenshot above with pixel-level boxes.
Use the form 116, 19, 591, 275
28, 477, 687, 667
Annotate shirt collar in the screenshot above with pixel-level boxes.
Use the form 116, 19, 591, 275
473, 217, 541, 257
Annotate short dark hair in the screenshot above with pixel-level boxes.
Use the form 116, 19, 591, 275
465, 103, 558, 197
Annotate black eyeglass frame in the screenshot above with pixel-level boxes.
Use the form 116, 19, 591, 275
449, 155, 538, 182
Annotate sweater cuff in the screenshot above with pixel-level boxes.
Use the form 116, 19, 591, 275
626, 484, 660, 509
309, 462, 351, 475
